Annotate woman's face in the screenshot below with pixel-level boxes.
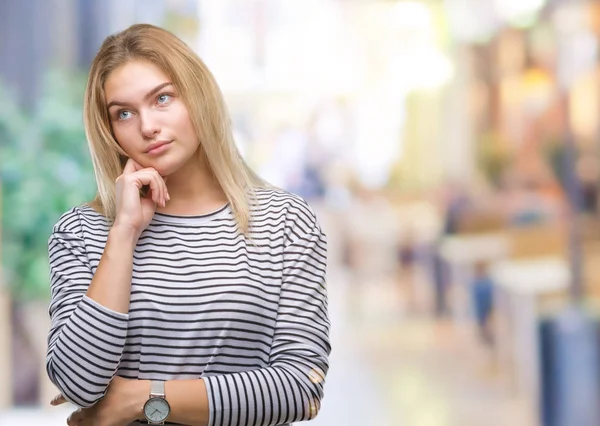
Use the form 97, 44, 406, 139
104, 60, 199, 176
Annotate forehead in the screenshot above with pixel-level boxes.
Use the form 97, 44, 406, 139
104, 60, 170, 103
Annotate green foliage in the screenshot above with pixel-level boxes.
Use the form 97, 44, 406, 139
1, 70, 97, 300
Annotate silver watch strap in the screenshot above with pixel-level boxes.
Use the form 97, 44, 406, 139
150, 380, 165, 398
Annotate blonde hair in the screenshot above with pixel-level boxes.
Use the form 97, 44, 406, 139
84, 24, 265, 234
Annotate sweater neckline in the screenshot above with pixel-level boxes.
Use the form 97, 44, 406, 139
151, 203, 231, 225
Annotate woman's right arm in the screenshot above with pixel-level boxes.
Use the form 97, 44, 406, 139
46, 159, 169, 408
46, 226, 138, 408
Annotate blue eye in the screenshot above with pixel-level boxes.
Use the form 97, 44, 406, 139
157, 94, 171, 104
118, 110, 132, 120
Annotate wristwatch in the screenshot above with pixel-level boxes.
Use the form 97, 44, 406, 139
143, 381, 171, 424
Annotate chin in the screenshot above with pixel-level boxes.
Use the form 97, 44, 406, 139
146, 157, 186, 177
149, 164, 176, 177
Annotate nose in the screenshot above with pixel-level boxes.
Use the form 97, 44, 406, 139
140, 110, 161, 139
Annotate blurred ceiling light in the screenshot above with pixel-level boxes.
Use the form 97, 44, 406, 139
494, 0, 547, 27
379, 2, 454, 91
443, 0, 500, 43
389, 1, 432, 30
389, 48, 454, 92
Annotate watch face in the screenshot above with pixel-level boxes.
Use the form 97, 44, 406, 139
144, 397, 170, 423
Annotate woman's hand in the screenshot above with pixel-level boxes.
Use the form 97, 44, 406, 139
113, 158, 169, 238
51, 376, 150, 426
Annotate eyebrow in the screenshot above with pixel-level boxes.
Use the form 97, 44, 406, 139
106, 82, 173, 109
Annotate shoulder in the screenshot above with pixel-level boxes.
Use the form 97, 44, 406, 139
52, 204, 109, 237
252, 187, 323, 244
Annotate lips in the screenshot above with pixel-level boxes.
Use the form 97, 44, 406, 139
145, 140, 172, 154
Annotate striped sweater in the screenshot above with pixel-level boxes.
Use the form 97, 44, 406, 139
46, 188, 330, 426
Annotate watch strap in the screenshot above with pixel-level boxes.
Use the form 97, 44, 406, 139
150, 380, 165, 398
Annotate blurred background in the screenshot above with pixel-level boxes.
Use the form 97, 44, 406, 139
2, 0, 600, 425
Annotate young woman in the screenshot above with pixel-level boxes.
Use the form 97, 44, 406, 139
46, 24, 330, 426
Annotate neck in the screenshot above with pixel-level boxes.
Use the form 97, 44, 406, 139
158, 151, 228, 216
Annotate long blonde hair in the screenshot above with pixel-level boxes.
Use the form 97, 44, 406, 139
84, 24, 265, 234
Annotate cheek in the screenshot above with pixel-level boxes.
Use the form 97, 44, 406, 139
112, 125, 137, 154
175, 112, 197, 144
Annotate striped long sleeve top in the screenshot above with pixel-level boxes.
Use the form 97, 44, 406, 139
46, 188, 330, 426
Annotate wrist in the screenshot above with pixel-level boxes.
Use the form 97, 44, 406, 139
133, 379, 152, 421
109, 223, 140, 247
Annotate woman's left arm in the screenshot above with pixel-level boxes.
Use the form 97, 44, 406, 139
170, 226, 331, 426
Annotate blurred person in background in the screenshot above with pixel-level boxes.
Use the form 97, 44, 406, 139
470, 261, 495, 346
46, 24, 330, 426
430, 182, 473, 318
577, 153, 600, 216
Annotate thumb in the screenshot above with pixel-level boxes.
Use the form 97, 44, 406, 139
50, 393, 67, 406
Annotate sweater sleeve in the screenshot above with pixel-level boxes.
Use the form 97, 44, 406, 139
202, 226, 331, 426
46, 227, 129, 408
